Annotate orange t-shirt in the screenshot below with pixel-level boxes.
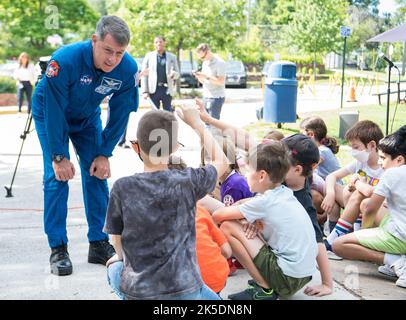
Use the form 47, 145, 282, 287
195, 205, 230, 293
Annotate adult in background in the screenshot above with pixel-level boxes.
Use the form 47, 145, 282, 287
31, 16, 139, 276
193, 43, 226, 120
13, 52, 35, 114
141, 36, 179, 111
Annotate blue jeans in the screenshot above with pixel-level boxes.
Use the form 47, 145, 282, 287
203, 97, 225, 120
107, 261, 221, 300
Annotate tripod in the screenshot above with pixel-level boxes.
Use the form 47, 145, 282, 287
4, 58, 49, 198
4, 111, 35, 197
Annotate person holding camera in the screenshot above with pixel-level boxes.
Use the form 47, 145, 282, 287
13, 52, 35, 115
31, 16, 139, 276
194, 44, 226, 120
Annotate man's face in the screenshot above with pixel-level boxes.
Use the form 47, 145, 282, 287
154, 38, 166, 53
92, 33, 127, 73
196, 50, 208, 61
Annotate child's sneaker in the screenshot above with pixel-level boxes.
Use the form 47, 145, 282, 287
378, 264, 397, 278
396, 274, 406, 288
229, 282, 278, 300
227, 258, 237, 276
391, 255, 406, 277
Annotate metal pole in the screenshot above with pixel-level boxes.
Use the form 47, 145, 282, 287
340, 36, 347, 109
386, 66, 392, 135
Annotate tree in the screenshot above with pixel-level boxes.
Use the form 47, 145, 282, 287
270, 0, 296, 26
112, 0, 246, 62
0, 0, 99, 59
251, 0, 276, 26
287, 0, 348, 74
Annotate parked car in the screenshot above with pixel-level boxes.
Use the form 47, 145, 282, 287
261, 61, 273, 77
225, 60, 247, 88
0, 60, 18, 78
180, 60, 199, 88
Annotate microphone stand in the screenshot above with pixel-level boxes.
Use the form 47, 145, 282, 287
385, 64, 392, 136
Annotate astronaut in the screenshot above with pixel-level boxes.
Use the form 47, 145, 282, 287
32, 16, 139, 276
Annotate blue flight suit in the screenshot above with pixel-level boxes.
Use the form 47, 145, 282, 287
32, 40, 138, 248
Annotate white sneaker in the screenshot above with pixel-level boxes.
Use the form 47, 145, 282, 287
396, 274, 406, 288
378, 264, 397, 277
391, 255, 406, 277
327, 250, 343, 261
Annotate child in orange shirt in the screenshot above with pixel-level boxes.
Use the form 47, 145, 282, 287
169, 155, 232, 294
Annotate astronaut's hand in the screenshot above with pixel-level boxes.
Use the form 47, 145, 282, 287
90, 156, 111, 180
53, 158, 75, 181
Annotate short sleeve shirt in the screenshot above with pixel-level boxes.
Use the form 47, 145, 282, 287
317, 145, 341, 180
291, 178, 324, 243
201, 55, 226, 98
104, 165, 217, 299
374, 165, 406, 242
239, 185, 318, 278
345, 160, 384, 187
220, 171, 254, 206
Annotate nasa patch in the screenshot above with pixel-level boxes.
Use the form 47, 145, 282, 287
80, 75, 93, 85
46, 60, 60, 78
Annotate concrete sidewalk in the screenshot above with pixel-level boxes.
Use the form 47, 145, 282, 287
0, 99, 405, 300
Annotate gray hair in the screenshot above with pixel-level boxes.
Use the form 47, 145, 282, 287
95, 15, 131, 46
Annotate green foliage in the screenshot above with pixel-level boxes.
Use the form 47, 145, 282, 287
0, 77, 16, 94
287, 0, 348, 56
114, 0, 246, 57
271, 0, 296, 25
231, 26, 267, 64
279, 54, 323, 66
0, 0, 99, 59
251, 0, 276, 26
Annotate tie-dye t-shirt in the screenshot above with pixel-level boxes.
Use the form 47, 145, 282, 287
104, 165, 217, 299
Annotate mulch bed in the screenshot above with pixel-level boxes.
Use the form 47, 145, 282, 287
0, 93, 17, 106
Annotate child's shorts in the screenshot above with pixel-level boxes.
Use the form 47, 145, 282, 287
253, 245, 312, 298
355, 214, 406, 254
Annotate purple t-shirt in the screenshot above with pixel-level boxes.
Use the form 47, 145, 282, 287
220, 171, 254, 206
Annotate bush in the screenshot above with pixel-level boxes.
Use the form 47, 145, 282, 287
0, 76, 16, 94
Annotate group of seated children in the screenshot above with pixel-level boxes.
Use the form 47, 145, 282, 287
103, 99, 406, 300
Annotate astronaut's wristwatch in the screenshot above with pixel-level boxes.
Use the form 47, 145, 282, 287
52, 154, 65, 163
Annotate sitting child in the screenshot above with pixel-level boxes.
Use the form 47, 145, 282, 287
212, 141, 318, 300
333, 125, 406, 289
202, 134, 254, 273
300, 116, 342, 230
322, 120, 384, 259
168, 155, 232, 294
282, 134, 333, 297
104, 106, 228, 300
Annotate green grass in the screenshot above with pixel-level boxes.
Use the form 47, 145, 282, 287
244, 102, 406, 168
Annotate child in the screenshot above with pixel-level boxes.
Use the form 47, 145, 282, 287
300, 116, 342, 229
333, 125, 406, 288
168, 155, 232, 294
300, 116, 341, 180
263, 129, 284, 142
212, 141, 318, 300
203, 134, 254, 207
282, 134, 333, 297
195, 100, 332, 297
104, 106, 228, 300
322, 120, 384, 257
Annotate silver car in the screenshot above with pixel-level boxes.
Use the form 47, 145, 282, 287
225, 61, 247, 88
